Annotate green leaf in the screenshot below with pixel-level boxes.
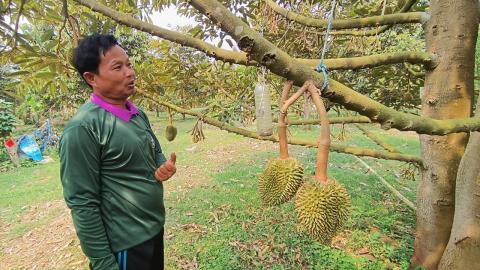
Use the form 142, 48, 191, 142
6, 70, 30, 77
34, 71, 56, 80
44, 40, 58, 50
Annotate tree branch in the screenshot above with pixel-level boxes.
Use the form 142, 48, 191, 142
273, 116, 372, 125
354, 156, 416, 210
331, 0, 420, 36
355, 123, 399, 153
74, 0, 255, 66
298, 51, 438, 70
138, 90, 423, 165
74, 0, 434, 72
11, 0, 26, 49
265, 0, 428, 30
75, 0, 480, 135
188, 0, 480, 135
57, 0, 68, 54
67, 15, 81, 45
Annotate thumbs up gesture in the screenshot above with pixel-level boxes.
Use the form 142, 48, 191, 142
155, 153, 177, 182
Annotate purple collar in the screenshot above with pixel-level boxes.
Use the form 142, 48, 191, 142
91, 93, 139, 122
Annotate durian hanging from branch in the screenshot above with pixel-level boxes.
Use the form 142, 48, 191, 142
257, 81, 307, 206
294, 81, 351, 245
165, 107, 178, 142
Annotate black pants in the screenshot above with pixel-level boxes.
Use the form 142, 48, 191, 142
115, 229, 164, 270
90, 229, 164, 270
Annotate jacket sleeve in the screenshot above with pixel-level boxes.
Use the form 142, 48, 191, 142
59, 125, 118, 270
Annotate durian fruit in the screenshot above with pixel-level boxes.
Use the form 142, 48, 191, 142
165, 125, 177, 141
164, 107, 177, 142
258, 157, 304, 206
294, 179, 350, 245
257, 81, 306, 206
293, 82, 351, 245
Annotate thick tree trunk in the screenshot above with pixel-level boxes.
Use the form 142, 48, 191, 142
412, 0, 478, 269
438, 96, 480, 269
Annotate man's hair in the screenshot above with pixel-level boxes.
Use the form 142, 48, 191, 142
72, 34, 119, 77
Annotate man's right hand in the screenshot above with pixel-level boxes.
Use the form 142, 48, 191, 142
154, 153, 176, 182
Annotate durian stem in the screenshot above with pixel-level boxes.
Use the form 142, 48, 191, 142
280, 80, 293, 108
278, 124, 289, 158
278, 81, 312, 158
307, 83, 331, 184
280, 82, 310, 115
167, 107, 173, 126
278, 81, 309, 159
278, 81, 293, 158
278, 81, 311, 158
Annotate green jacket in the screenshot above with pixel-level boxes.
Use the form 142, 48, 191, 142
59, 102, 166, 269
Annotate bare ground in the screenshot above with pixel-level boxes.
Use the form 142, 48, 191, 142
0, 139, 276, 270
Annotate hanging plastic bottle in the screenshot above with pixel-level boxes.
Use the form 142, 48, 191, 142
254, 68, 273, 137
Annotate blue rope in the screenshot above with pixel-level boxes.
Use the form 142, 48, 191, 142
316, 0, 337, 91
316, 63, 329, 91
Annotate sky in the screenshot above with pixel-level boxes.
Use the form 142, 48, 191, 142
151, 6, 235, 50
152, 6, 196, 30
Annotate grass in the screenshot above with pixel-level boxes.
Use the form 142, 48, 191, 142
0, 112, 420, 269
0, 151, 63, 240
164, 144, 417, 269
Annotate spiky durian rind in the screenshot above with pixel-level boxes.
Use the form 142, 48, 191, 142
258, 157, 304, 206
294, 179, 350, 244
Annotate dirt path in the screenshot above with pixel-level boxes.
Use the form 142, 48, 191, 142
0, 200, 85, 270
0, 139, 276, 270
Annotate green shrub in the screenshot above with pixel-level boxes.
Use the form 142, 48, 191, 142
0, 99, 17, 137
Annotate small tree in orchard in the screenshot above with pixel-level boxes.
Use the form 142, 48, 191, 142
1, 0, 479, 269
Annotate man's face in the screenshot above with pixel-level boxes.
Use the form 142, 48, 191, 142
84, 45, 135, 101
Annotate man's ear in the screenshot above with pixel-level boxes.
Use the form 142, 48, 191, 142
83, 72, 96, 88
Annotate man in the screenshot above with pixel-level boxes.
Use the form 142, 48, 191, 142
59, 34, 176, 270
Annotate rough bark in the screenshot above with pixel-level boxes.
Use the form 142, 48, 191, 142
438, 134, 480, 269
411, 0, 478, 269
298, 52, 438, 70
265, 0, 427, 29
438, 99, 480, 270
